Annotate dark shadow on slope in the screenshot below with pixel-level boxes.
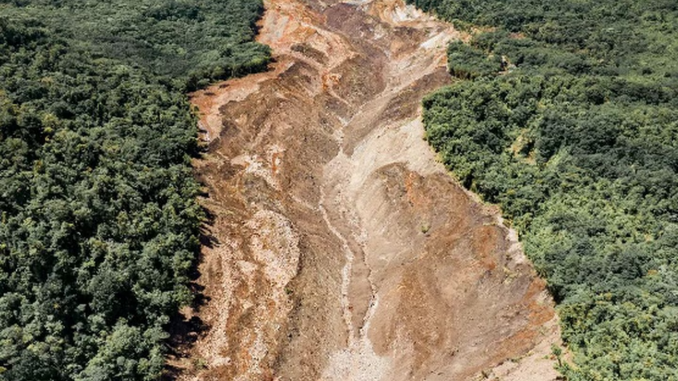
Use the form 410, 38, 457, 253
163, 204, 219, 380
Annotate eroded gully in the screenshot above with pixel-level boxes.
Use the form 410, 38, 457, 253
182, 1, 563, 380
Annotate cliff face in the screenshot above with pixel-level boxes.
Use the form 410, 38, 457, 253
183, 1, 561, 380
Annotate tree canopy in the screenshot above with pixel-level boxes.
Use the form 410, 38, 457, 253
0, 1, 270, 380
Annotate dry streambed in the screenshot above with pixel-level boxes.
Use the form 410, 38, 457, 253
181, 0, 562, 380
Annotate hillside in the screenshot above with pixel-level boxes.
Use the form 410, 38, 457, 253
409, 0, 678, 379
0, 1, 268, 379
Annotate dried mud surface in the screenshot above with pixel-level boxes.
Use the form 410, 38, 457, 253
179, 0, 562, 380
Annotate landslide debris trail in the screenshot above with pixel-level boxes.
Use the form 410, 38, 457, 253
185, 0, 561, 380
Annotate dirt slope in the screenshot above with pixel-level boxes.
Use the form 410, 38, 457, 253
181, 0, 562, 380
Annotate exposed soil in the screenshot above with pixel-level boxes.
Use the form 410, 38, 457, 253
179, 1, 563, 380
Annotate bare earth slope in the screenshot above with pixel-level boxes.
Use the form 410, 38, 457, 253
184, 0, 561, 380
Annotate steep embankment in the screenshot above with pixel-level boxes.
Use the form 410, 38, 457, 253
183, 0, 561, 380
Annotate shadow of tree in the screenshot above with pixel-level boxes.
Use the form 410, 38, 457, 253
163, 204, 219, 380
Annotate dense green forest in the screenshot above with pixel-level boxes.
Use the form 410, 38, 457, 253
409, 0, 678, 379
0, 1, 269, 380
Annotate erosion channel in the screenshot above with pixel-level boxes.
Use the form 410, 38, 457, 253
184, 0, 561, 380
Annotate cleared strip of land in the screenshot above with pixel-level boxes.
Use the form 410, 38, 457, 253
182, 1, 561, 379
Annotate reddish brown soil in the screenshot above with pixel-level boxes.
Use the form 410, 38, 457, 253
178, 1, 563, 380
